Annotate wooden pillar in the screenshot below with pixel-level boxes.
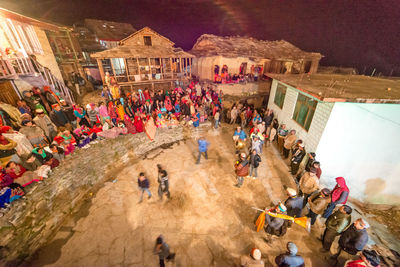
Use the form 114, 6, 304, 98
136, 58, 141, 77
189, 58, 192, 78
170, 57, 173, 78
160, 58, 163, 79
97, 58, 105, 84
124, 58, 129, 80
110, 58, 117, 79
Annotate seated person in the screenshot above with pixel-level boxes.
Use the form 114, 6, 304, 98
48, 144, 65, 162
5, 161, 41, 187
32, 147, 59, 169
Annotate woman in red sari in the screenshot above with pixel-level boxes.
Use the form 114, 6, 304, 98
133, 115, 144, 133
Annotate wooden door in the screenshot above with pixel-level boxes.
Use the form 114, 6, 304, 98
0, 80, 20, 106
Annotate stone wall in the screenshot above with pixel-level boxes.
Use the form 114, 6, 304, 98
268, 79, 334, 152
0, 127, 184, 264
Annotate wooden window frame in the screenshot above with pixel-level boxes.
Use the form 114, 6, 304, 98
292, 93, 318, 131
273, 83, 287, 109
143, 36, 152, 46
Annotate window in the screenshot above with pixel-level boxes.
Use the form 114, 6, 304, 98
111, 58, 125, 75
144, 36, 152, 46
292, 94, 318, 131
274, 83, 287, 109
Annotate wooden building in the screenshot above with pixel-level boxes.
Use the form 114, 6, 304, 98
91, 27, 194, 91
190, 34, 323, 81
0, 8, 74, 104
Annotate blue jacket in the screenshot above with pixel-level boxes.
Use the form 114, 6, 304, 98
275, 253, 305, 267
138, 178, 150, 189
198, 139, 209, 152
233, 130, 247, 140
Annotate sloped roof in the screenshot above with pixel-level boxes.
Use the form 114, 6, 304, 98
267, 73, 400, 103
120, 26, 174, 46
190, 34, 322, 61
0, 7, 63, 31
84, 19, 136, 41
91, 45, 194, 59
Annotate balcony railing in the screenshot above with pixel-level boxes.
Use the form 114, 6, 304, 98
0, 56, 74, 104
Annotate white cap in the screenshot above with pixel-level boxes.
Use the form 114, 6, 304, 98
286, 188, 297, 197
251, 248, 261, 260
278, 203, 287, 212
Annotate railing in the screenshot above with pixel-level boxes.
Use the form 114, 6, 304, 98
0, 57, 35, 78
0, 55, 74, 104
29, 56, 74, 104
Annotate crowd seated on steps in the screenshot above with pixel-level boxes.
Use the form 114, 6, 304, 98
0, 80, 223, 215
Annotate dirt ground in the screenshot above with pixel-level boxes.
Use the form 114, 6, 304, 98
29, 124, 398, 266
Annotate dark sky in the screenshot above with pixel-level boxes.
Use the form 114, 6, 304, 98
2, 0, 400, 75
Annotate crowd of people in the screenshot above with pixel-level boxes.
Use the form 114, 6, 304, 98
0, 81, 224, 215
224, 106, 380, 267
0, 80, 382, 266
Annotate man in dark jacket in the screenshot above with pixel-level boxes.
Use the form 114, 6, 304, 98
138, 172, 152, 203
322, 205, 352, 252
284, 188, 303, 227
60, 100, 77, 128
275, 242, 305, 267
249, 149, 261, 179
50, 104, 70, 130
291, 143, 306, 175
157, 166, 170, 200
332, 218, 369, 260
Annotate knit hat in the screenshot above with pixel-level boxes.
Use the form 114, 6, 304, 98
35, 109, 44, 114
287, 242, 298, 255
251, 248, 261, 260
278, 203, 287, 212
286, 188, 297, 197
362, 250, 380, 267
51, 104, 59, 109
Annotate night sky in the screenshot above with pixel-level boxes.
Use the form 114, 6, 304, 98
2, 0, 400, 76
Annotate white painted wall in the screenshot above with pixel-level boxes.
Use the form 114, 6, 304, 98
316, 103, 400, 204
267, 79, 334, 152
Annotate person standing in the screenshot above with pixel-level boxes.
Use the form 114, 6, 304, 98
234, 152, 249, 188
196, 137, 209, 164
284, 188, 304, 223
332, 218, 369, 262
249, 149, 261, 179
240, 248, 264, 267
307, 188, 331, 226
283, 130, 297, 158
137, 172, 152, 203
275, 242, 305, 267
157, 165, 170, 200
230, 105, 238, 124
214, 108, 220, 129
299, 167, 320, 205
323, 177, 350, 218
291, 143, 306, 175
153, 235, 175, 267
322, 205, 352, 252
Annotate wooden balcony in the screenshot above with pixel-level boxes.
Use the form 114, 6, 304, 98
0, 57, 35, 78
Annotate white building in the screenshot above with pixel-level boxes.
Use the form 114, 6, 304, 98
267, 73, 400, 205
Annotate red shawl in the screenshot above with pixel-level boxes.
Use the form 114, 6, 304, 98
133, 116, 144, 133
331, 177, 349, 204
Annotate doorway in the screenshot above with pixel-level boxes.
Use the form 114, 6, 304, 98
0, 80, 20, 106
